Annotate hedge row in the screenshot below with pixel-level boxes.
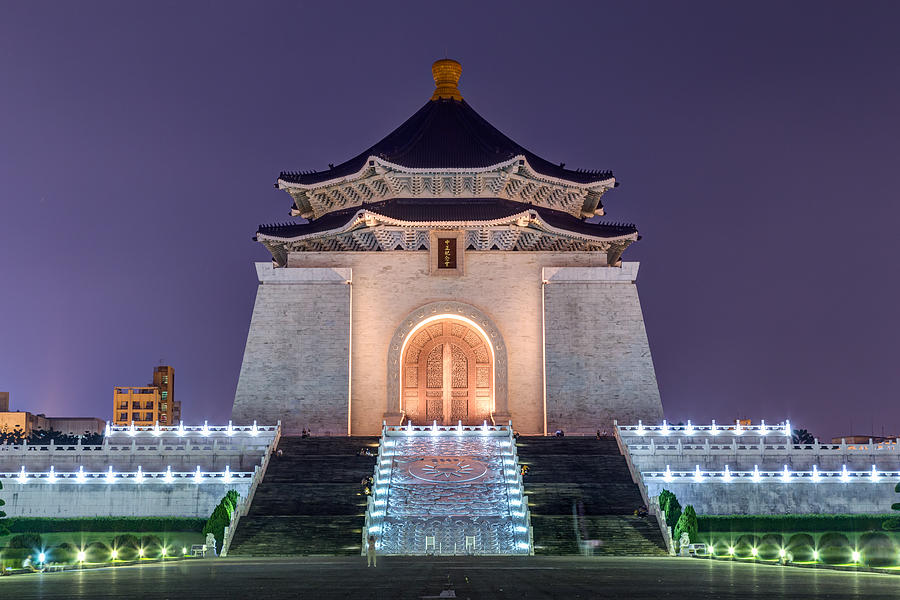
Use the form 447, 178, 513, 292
698, 515, 895, 533
2, 517, 205, 534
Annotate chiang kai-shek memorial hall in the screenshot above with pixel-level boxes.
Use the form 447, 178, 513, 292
232, 59, 664, 437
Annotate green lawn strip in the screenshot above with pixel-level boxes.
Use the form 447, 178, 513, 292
1, 531, 204, 551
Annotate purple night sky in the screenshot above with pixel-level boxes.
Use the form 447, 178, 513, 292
1, 2, 898, 440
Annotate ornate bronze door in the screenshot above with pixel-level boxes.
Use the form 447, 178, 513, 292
402, 319, 493, 425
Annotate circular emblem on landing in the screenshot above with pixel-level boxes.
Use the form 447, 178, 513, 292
407, 456, 488, 483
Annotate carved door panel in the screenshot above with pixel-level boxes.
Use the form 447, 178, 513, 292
423, 344, 444, 422
402, 319, 493, 426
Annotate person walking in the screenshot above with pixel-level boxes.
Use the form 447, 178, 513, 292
367, 535, 377, 567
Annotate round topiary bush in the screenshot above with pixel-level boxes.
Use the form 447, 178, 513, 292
140, 535, 163, 558
757, 533, 784, 560
734, 534, 760, 558
786, 533, 815, 562
84, 541, 111, 563
50, 542, 77, 564
6, 533, 43, 550
860, 532, 896, 567
111, 534, 140, 560
818, 532, 852, 564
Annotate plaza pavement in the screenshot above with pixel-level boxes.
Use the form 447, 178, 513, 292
1, 556, 898, 599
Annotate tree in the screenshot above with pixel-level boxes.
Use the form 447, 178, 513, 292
674, 505, 698, 546
658, 489, 681, 531
202, 490, 242, 551
0, 479, 8, 537
882, 483, 900, 531
792, 429, 815, 444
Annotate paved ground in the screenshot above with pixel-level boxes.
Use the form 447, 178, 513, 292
2, 556, 899, 599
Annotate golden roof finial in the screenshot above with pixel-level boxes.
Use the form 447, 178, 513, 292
431, 59, 462, 101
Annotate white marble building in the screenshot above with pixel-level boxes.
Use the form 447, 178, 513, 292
232, 60, 664, 436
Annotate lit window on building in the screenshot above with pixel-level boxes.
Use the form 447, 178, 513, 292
161, 391, 168, 399
119, 412, 127, 421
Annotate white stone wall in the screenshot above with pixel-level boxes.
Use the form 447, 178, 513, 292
543, 265, 664, 434
1, 482, 251, 518
234, 254, 663, 436
621, 432, 900, 514
232, 265, 351, 435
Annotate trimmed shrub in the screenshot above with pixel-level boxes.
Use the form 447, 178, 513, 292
140, 535, 163, 558
818, 532, 852, 564
698, 514, 892, 533
757, 533, 784, 560
786, 533, 815, 562
85, 541, 111, 563
734, 534, 759, 558
674, 505, 699, 546
860, 532, 896, 567
882, 517, 900, 532
0, 479, 7, 536
202, 490, 241, 550
50, 542, 77, 564
111, 534, 140, 560
7, 533, 42, 550
3, 517, 204, 534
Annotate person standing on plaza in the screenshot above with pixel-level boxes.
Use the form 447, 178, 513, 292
367, 535, 377, 567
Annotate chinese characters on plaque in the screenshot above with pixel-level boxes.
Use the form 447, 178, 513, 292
438, 237, 457, 269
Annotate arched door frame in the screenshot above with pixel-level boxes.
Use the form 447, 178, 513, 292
385, 301, 509, 424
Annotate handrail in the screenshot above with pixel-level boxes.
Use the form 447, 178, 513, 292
614, 421, 674, 555
221, 420, 281, 557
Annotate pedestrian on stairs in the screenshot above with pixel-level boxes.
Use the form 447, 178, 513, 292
367, 535, 377, 567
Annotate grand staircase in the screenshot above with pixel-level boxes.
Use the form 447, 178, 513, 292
516, 436, 667, 555
227, 436, 378, 556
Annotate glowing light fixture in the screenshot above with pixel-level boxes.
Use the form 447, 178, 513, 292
227, 420, 234, 436
164, 465, 174, 484
851, 550, 860, 563
812, 464, 821, 482
182, 547, 188, 555
751, 465, 761, 483
751, 547, 758, 557
111, 549, 118, 559
693, 465, 703, 483
77, 550, 86, 562
177, 421, 185, 437
135, 465, 144, 484
138, 547, 144, 558
516, 542, 530, 550
193, 465, 203, 484
661, 420, 669, 435
431, 420, 438, 434
105, 421, 112, 437
76, 465, 86, 484
779, 548, 786, 558
840, 464, 851, 483
734, 420, 742, 435
728, 546, 735, 555
153, 422, 161, 436
202, 420, 210, 437
223, 465, 233, 483
17, 466, 27, 484
710, 420, 717, 435
781, 465, 791, 483
870, 465, 879, 482
759, 419, 766, 435
105, 466, 116, 484
783, 419, 791, 437
457, 420, 463, 434
38, 552, 46, 563
663, 465, 674, 483
251, 420, 259, 436
636, 419, 646, 436
812, 550, 819, 560
129, 421, 136, 436
515, 526, 528, 533
722, 465, 733, 483
685, 420, 695, 436
47, 466, 57, 484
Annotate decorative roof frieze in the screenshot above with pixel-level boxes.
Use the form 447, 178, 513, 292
283, 156, 614, 219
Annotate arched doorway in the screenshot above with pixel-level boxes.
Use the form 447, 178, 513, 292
401, 318, 493, 425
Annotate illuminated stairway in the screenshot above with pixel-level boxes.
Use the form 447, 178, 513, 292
364, 423, 532, 555
516, 437, 667, 555
227, 436, 378, 556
